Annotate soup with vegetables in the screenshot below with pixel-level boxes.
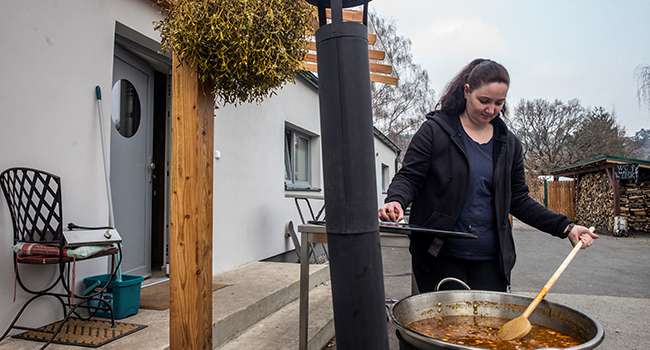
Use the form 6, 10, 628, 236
407, 315, 581, 350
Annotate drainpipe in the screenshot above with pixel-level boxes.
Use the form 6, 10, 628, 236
307, 0, 389, 348
395, 149, 402, 174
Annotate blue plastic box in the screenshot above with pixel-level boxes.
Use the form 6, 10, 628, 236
83, 274, 143, 319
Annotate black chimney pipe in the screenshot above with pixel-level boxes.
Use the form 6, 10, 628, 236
307, 0, 390, 348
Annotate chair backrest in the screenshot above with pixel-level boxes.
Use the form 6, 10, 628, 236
0, 167, 63, 243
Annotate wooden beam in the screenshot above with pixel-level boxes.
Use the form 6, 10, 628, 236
170, 54, 214, 350
307, 9, 376, 45
370, 73, 399, 86
304, 53, 316, 62
368, 48, 384, 60
368, 33, 376, 45
308, 10, 361, 33
304, 41, 385, 60
301, 62, 398, 85
304, 53, 392, 74
369, 62, 392, 74
325, 8, 364, 22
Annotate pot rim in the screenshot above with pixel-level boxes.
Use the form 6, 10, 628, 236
389, 290, 605, 350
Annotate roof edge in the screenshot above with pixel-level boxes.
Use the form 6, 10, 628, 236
297, 70, 319, 89
549, 155, 650, 174
373, 127, 401, 153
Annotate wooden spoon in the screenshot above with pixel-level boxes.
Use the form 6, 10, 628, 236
497, 227, 593, 341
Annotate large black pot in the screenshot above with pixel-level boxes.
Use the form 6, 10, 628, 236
390, 287, 604, 350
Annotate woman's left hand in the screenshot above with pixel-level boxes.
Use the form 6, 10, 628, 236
568, 225, 599, 248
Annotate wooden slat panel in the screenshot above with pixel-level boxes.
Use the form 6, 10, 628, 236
301, 62, 397, 85
325, 8, 364, 23
369, 62, 392, 74
307, 9, 376, 44
304, 33, 377, 45
309, 9, 364, 34
368, 49, 385, 60
305, 53, 317, 63
304, 41, 385, 61
370, 73, 398, 85
301, 62, 318, 72
547, 181, 576, 222
304, 54, 392, 74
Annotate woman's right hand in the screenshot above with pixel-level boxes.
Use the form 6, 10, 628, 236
379, 201, 404, 223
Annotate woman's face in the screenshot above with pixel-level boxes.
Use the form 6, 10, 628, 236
463, 82, 509, 126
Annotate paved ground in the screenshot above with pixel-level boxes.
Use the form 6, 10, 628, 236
326, 218, 650, 349
509, 219, 650, 350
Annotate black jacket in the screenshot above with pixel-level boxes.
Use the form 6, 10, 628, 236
385, 111, 572, 284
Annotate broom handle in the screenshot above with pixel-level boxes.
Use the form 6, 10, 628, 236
96, 86, 115, 228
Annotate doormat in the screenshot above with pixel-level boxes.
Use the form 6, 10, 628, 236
13, 318, 147, 348
139, 281, 228, 310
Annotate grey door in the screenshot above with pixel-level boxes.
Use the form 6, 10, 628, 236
110, 45, 154, 277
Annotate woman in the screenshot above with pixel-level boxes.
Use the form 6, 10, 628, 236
378, 58, 598, 293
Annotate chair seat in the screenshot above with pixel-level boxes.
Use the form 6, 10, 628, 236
17, 248, 119, 264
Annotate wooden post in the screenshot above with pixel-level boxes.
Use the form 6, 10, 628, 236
170, 54, 214, 350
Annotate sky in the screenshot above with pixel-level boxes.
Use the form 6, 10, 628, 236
369, 0, 650, 135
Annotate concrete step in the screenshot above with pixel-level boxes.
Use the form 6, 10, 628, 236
212, 261, 331, 348
216, 281, 334, 350
0, 261, 331, 350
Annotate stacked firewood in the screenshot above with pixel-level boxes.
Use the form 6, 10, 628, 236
619, 173, 650, 232
576, 171, 614, 231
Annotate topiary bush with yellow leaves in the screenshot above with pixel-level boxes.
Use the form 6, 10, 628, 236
154, 0, 313, 106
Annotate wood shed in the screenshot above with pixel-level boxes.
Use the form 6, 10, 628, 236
549, 155, 650, 235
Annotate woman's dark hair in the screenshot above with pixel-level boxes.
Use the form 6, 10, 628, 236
435, 58, 510, 117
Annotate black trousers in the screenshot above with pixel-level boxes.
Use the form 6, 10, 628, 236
412, 255, 508, 293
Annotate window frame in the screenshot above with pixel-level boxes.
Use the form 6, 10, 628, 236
285, 127, 312, 190
381, 163, 390, 193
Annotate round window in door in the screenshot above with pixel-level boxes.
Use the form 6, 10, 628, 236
111, 79, 141, 138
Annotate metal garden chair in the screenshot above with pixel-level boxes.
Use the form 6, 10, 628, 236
0, 167, 122, 349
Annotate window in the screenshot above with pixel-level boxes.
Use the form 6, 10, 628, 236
111, 79, 141, 138
381, 163, 390, 193
285, 128, 311, 189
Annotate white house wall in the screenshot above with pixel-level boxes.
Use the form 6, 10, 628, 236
212, 80, 400, 274
374, 138, 399, 209
212, 78, 323, 273
0, 0, 162, 336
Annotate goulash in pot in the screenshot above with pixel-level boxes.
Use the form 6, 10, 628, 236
408, 315, 581, 350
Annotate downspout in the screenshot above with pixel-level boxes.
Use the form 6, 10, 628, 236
395, 149, 401, 174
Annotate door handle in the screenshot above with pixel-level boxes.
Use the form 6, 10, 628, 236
149, 158, 156, 183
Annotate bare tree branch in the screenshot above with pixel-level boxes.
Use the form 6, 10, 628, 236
507, 98, 586, 175
369, 11, 435, 153
508, 99, 642, 176
635, 64, 650, 114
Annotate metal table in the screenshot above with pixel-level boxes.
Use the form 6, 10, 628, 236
285, 193, 328, 263
296, 223, 476, 350
284, 192, 326, 224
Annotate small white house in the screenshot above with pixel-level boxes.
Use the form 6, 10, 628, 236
0, 0, 400, 335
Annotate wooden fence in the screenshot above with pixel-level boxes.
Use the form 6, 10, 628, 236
547, 180, 576, 221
